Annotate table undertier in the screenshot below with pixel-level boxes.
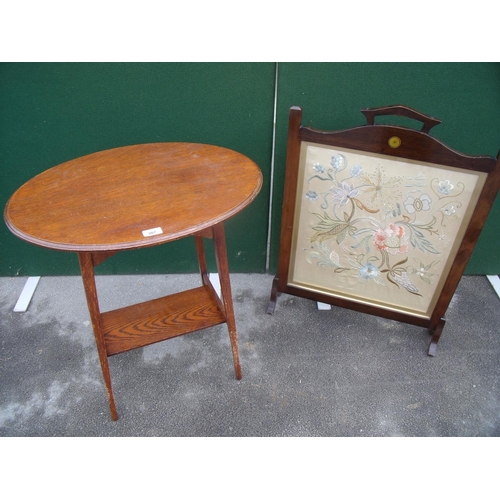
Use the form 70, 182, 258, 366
101, 285, 226, 356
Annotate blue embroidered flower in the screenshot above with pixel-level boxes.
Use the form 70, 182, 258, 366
404, 193, 432, 214
359, 262, 379, 280
313, 163, 325, 173
350, 164, 363, 177
330, 154, 346, 171
305, 190, 319, 201
437, 180, 454, 195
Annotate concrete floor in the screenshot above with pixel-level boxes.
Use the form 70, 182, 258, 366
1, 273, 499, 436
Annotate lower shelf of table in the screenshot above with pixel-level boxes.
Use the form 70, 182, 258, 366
101, 285, 226, 356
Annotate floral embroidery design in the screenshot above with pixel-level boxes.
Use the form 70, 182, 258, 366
359, 166, 403, 210
301, 150, 474, 298
373, 224, 409, 255
437, 179, 454, 195
431, 178, 465, 199
403, 192, 432, 213
330, 182, 359, 207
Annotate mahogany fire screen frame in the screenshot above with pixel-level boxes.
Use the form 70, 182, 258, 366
268, 105, 500, 356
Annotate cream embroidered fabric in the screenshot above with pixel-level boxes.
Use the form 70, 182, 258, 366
289, 143, 487, 318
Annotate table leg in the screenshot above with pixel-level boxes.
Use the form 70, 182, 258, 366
78, 252, 119, 420
194, 229, 210, 287
212, 223, 242, 380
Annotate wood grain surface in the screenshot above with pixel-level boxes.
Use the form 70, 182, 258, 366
5, 142, 263, 251
102, 286, 226, 356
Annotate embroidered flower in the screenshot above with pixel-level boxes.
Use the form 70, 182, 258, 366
313, 163, 324, 173
373, 223, 409, 255
305, 190, 319, 201
330, 154, 346, 171
404, 193, 432, 214
443, 205, 456, 216
350, 164, 363, 178
348, 257, 385, 285
329, 181, 359, 207
408, 259, 440, 285
359, 262, 380, 280
437, 179, 454, 195
360, 166, 402, 209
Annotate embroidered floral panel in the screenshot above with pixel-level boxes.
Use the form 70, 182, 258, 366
289, 143, 487, 318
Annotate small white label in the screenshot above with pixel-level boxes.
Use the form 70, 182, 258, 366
142, 227, 163, 237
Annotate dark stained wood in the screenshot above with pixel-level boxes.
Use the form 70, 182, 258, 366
360, 104, 442, 133
276, 107, 303, 283
267, 275, 281, 315
428, 317, 446, 357
270, 105, 500, 357
300, 125, 496, 172
5, 143, 262, 420
429, 151, 500, 331
268, 107, 303, 316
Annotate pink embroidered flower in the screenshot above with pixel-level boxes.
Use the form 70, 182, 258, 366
373, 224, 409, 255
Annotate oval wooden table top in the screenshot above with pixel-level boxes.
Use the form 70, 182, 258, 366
4, 142, 263, 252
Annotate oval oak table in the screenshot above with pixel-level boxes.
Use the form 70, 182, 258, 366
4, 142, 263, 420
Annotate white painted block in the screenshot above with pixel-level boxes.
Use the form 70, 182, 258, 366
487, 275, 500, 300
317, 302, 331, 310
209, 273, 221, 298
13, 276, 41, 312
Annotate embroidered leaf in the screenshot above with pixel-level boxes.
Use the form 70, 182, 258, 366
393, 257, 409, 268
402, 222, 440, 255
336, 227, 349, 245
329, 250, 341, 266
384, 203, 402, 220
387, 271, 421, 295
305, 252, 321, 264
311, 223, 351, 243
306, 243, 343, 269
351, 235, 372, 253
